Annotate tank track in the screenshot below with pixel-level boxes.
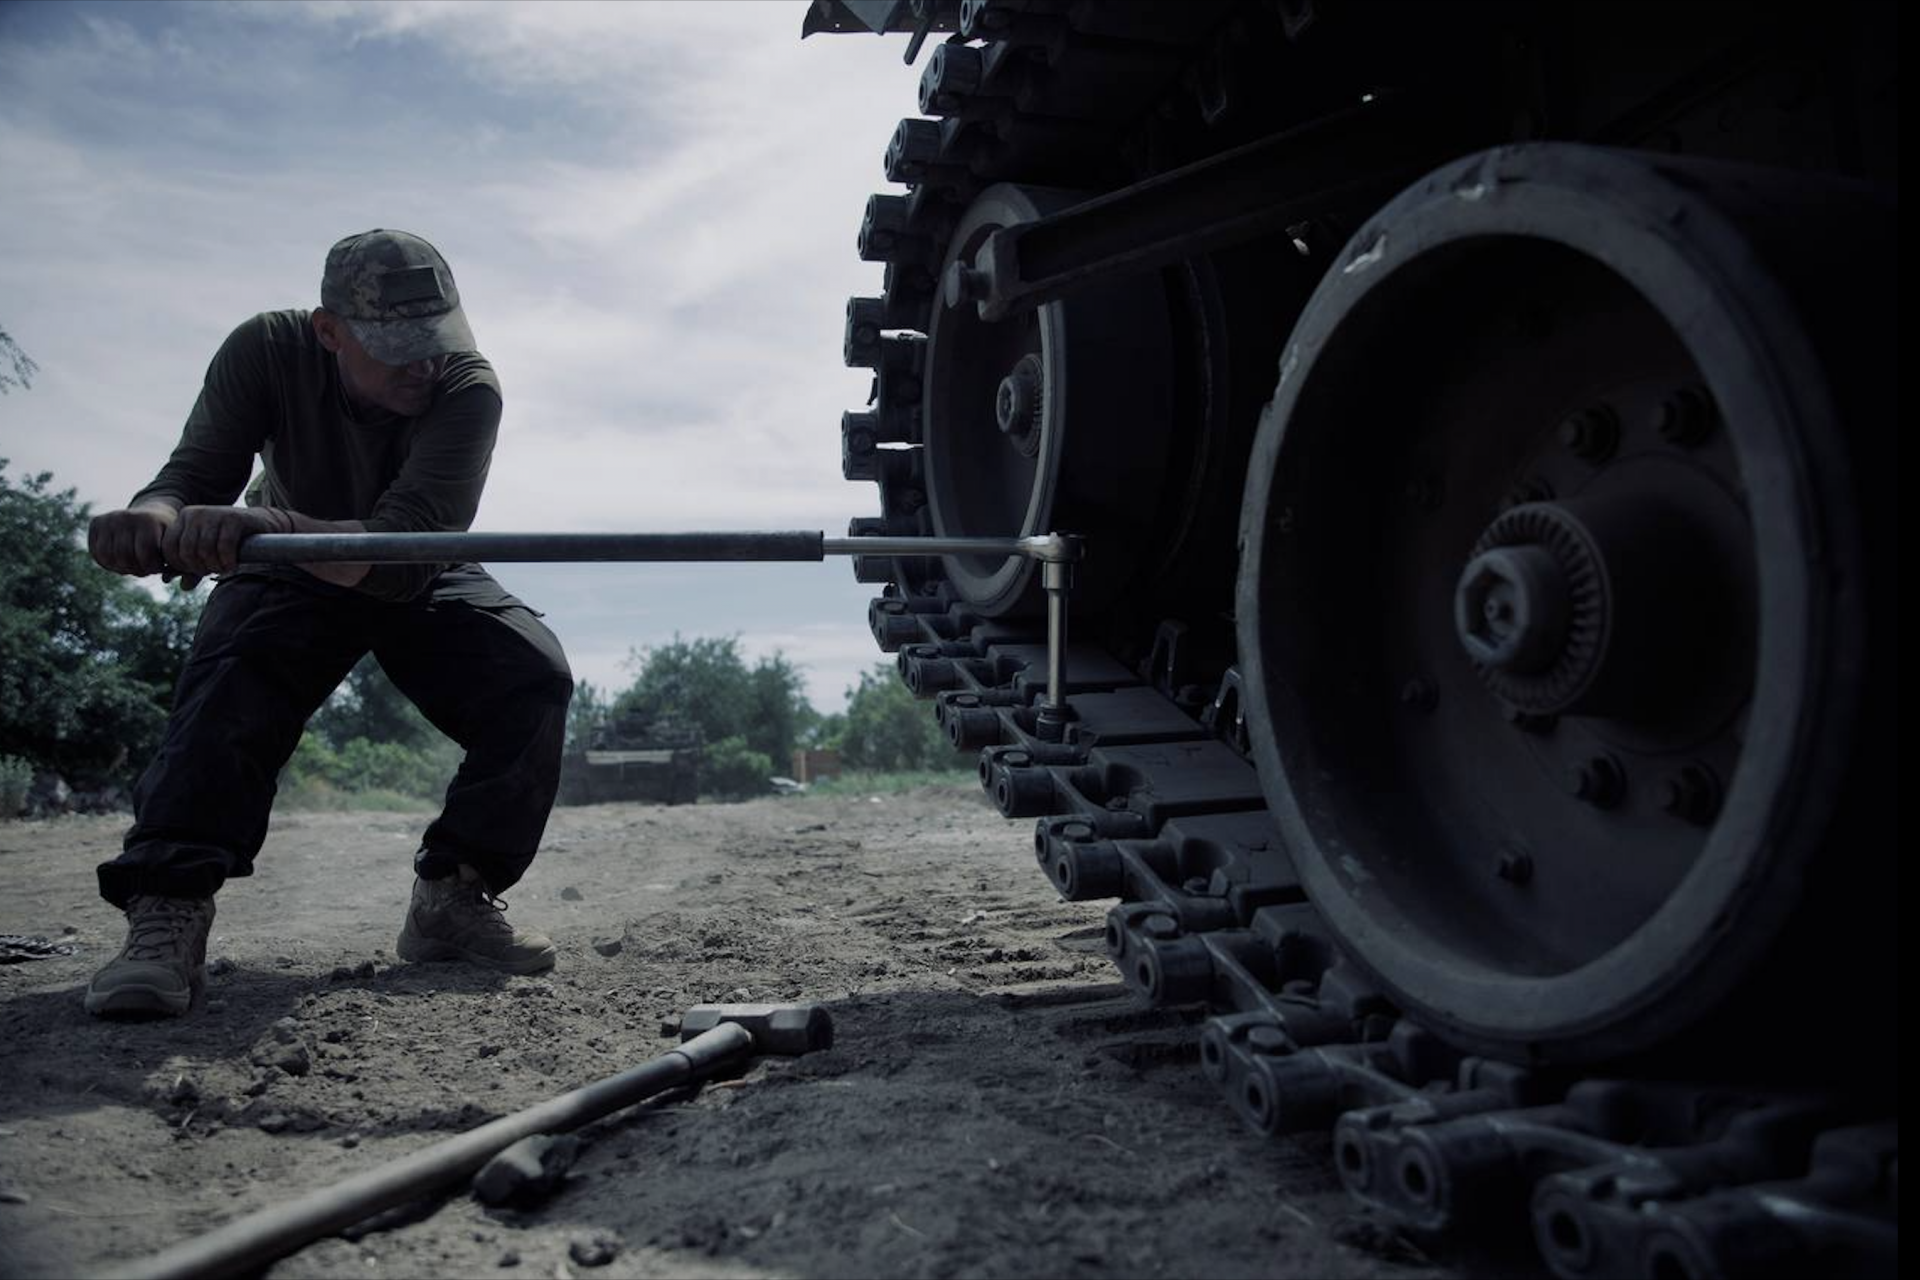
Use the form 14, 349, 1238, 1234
870, 597, 1896, 1279
830, 3, 1898, 1274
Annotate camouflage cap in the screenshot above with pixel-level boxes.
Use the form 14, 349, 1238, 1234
320, 229, 476, 365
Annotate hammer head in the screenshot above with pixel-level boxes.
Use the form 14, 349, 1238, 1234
679, 1003, 833, 1056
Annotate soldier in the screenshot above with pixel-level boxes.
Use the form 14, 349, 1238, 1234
82, 229, 573, 1017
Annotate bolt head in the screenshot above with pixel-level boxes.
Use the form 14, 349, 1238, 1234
1565, 754, 1626, 808
1558, 405, 1620, 463
1496, 850, 1535, 885
1399, 679, 1437, 712
1654, 387, 1716, 446
1142, 913, 1179, 940
1660, 763, 1722, 824
1246, 1026, 1290, 1055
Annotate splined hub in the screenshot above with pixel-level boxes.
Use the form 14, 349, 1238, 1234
1456, 502, 1607, 715
995, 354, 1045, 457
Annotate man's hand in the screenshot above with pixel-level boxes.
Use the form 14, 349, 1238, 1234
159, 506, 291, 579
88, 503, 180, 577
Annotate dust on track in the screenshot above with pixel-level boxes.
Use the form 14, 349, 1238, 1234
0, 785, 1498, 1279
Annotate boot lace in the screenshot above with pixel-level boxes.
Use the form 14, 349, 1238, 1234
122, 897, 206, 961
444, 881, 514, 936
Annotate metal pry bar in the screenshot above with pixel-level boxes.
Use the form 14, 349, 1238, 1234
234, 529, 1086, 720
237, 530, 1085, 566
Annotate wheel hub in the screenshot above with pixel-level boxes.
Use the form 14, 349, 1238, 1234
1455, 502, 1604, 713
995, 353, 1044, 457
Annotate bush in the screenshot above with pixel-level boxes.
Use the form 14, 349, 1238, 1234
700, 735, 773, 801
281, 731, 457, 808
837, 664, 967, 772
0, 754, 31, 819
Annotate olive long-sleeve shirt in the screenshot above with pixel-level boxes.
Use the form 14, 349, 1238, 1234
131, 309, 503, 602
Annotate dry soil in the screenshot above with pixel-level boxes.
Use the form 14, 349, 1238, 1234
0, 785, 1506, 1279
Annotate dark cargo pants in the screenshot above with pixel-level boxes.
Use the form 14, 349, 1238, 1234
97, 565, 573, 907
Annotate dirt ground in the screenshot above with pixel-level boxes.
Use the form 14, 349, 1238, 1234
0, 784, 1499, 1280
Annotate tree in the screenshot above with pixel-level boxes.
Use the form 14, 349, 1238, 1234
746, 652, 807, 765
838, 662, 965, 772
612, 636, 809, 760
564, 678, 609, 752
608, 635, 812, 794
308, 654, 442, 751
0, 326, 37, 395
0, 460, 201, 782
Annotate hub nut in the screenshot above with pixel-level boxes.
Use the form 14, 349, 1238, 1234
1455, 545, 1572, 674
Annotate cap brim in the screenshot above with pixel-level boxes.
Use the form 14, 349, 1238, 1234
348, 306, 476, 365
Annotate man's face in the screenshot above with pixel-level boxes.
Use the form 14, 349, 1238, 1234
312, 310, 447, 418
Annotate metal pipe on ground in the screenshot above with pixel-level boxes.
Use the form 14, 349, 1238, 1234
104, 1004, 833, 1280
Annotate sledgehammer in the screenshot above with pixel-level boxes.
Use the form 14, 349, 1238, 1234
107, 1003, 833, 1280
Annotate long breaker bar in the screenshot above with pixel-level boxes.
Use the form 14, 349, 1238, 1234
235, 530, 1085, 724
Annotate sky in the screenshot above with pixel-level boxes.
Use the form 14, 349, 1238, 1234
0, 0, 925, 711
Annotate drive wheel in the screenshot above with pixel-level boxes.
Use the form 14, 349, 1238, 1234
1237, 144, 1895, 1065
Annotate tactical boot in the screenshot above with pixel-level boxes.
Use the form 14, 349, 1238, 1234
397, 866, 556, 975
85, 894, 216, 1018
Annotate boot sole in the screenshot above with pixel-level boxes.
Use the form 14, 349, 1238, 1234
84, 980, 194, 1018
396, 933, 557, 976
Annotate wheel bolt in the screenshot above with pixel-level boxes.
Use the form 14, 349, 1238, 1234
1654, 387, 1716, 446
1059, 820, 1094, 841
1503, 477, 1554, 509
1565, 754, 1625, 808
1503, 702, 1557, 734
1142, 913, 1180, 940
1246, 1026, 1290, 1055
1399, 678, 1437, 712
1661, 763, 1722, 825
1403, 469, 1441, 510
1559, 404, 1620, 463
1495, 849, 1534, 885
